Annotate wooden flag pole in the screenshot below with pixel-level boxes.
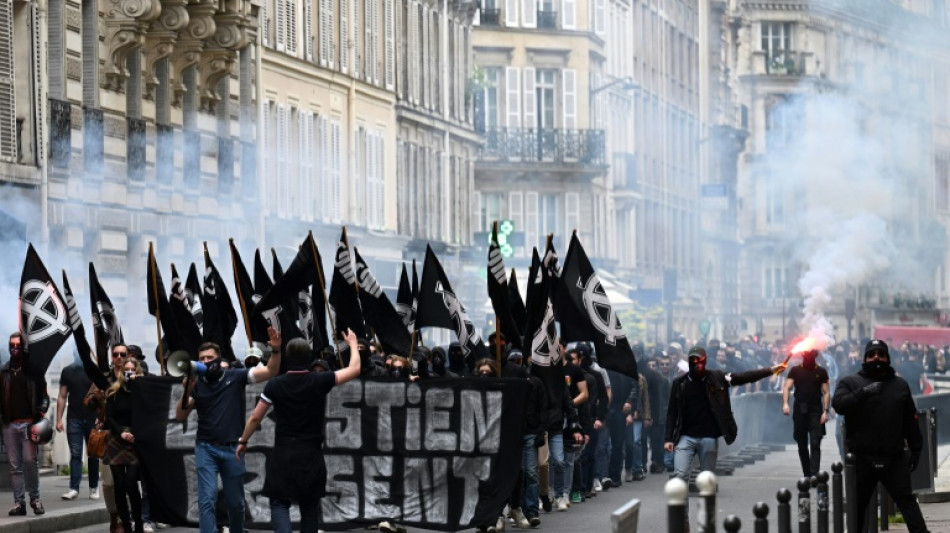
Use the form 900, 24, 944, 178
227, 239, 254, 346
308, 231, 342, 368
149, 242, 166, 376
408, 329, 417, 361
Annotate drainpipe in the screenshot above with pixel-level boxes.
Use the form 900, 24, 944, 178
36, 0, 50, 251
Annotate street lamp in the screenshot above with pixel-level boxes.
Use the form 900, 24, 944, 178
589, 76, 640, 128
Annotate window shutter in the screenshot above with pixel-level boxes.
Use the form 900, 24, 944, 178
319, 0, 328, 65
505, 66, 520, 128
411, 3, 420, 104
373, 0, 380, 84
525, 192, 539, 251
261, 100, 272, 213
287, 0, 298, 55
422, 6, 429, 108
384, 0, 394, 89
275, 104, 288, 215
261, 0, 270, 47
505, 0, 518, 26
332, 120, 342, 222
522, 0, 536, 28
509, 192, 523, 250
562, 0, 575, 29
0, 0, 14, 160
318, 115, 329, 219
354, 129, 362, 224
523, 67, 536, 130
298, 111, 309, 220
594, 0, 604, 35
472, 191, 482, 237
365, 0, 373, 80
562, 68, 576, 128
565, 192, 579, 235
275, 0, 285, 50
352, 0, 360, 77
339, 0, 348, 72
304, 0, 312, 60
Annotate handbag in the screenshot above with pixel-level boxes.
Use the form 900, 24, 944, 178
87, 428, 109, 458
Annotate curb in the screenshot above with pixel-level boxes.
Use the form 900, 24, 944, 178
918, 490, 950, 504
0, 506, 108, 533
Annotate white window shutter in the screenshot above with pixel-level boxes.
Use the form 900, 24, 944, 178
562, 0, 575, 29
287, 0, 298, 55
384, 0, 394, 89
331, 120, 342, 222
339, 0, 348, 72
275, 0, 286, 50
472, 191, 482, 235
473, 7, 479, 25
505, 0, 518, 26
365, 0, 373, 80
594, 0, 604, 35
318, 0, 328, 65
304, 0, 313, 60
505, 66, 521, 128
565, 192, 579, 235
422, 7, 430, 108
261, 0, 270, 47
0, 0, 15, 160
526, 192, 539, 251
523, 67, 536, 130
562, 68, 576, 128
509, 192, 523, 235
373, 0, 380, 84
276, 104, 288, 215
522, 0, 536, 28
261, 100, 272, 214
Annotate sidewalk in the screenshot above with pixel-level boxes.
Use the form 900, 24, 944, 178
0, 474, 107, 533
888, 442, 950, 532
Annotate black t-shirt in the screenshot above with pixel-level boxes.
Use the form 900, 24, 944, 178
788, 365, 829, 409
60, 364, 95, 420
261, 370, 336, 444
193, 368, 251, 443
9, 372, 32, 420
681, 376, 721, 439
564, 363, 586, 404
896, 360, 925, 396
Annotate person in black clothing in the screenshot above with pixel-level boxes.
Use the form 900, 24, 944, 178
519, 356, 547, 527
55, 351, 99, 501
105, 357, 144, 533
782, 349, 830, 477
573, 344, 606, 498
896, 349, 928, 397
832, 340, 930, 533
1, 332, 49, 516
236, 330, 361, 533
648, 351, 672, 473
665, 346, 784, 522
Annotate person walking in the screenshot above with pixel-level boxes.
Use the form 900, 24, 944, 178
832, 339, 930, 533
56, 352, 100, 501
782, 349, 830, 477
104, 358, 145, 533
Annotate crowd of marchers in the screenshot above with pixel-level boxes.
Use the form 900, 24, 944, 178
0, 330, 935, 533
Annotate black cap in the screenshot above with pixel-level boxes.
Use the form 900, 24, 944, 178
864, 339, 889, 360
688, 346, 707, 360
128, 345, 144, 361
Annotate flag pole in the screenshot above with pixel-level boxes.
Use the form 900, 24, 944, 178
308, 231, 341, 368
149, 242, 166, 376
227, 239, 254, 345
492, 221, 502, 375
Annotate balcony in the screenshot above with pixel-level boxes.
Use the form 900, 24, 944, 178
480, 8, 501, 26
478, 127, 606, 166
537, 9, 557, 29
763, 50, 806, 76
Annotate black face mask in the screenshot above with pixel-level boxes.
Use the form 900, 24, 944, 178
802, 355, 817, 370
862, 360, 889, 377
391, 367, 407, 379
688, 357, 706, 379
204, 358, 224, 383
431, 355, 445, 375
478, 371, 493, 378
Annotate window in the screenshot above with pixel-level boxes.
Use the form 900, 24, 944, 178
482, 67, 500, 130
0, 0, 16, 160
765, 172, 784, 226
761, 258, 790, 300
366, 131, 385, 230
536, 69, 556, 129
761, 22, 792, 56
480, 192, 504, 232
539, 193, 558, 245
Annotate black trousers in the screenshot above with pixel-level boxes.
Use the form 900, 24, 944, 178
854, 453, 929, 533
793, 409, 824, 477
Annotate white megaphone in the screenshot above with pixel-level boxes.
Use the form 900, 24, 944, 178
166, 350, 207, 378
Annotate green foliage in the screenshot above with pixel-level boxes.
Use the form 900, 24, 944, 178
618, 303, 664, 342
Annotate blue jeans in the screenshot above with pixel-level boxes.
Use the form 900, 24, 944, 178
195, 441, 245, 533
607, 409, 634, 481
66, 418, 99, 491
3, 422, 39, 504
522, 435, 539, 517
593, 425, 610, 480
271, 497, 321, 533
547, 433, 566, 498
631, 420, 644, 473
673, 435, 719, 520
564, 444, 578, 494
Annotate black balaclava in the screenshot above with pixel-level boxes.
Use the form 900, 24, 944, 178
687, 346, 707, 379
448, 342, 465, 372
9, 337, 24, 369
430, 347, 447, 376
802, 349, 818, 370
862, 339, 892, 379
203, 357, 224, 383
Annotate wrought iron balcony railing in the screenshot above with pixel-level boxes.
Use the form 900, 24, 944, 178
479, 127, 606, 165
480, 8, 501, 26
537, 9, 557, 28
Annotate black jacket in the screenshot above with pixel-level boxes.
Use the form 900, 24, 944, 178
832, 366, 922, 456
525, 374, 549, 438
0, 364, 50, 425
665, 367, 772, 445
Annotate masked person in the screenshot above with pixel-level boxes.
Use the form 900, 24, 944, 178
105, 358, 145, 533
2, 332, 49, 516
664, 346, 785, 527
176, 327, 283, 533
782, 349, 830, 477
832, 340, 930, 533
236, 330, 361, 533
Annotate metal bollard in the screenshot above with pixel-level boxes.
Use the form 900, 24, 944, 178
697, 471, 718, 533
815, 471, 829, 533
866, 484, 879, 533
845, 453, 857, 533
831, 462, 843, 533
798, 477, 812, 533
753, 502, 769, 533
666, 477, 689, 533
879, 482, 889, 531
723, 515, 741, 533
777, 488, 792, 533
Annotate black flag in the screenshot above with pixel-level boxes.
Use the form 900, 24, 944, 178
63, 271, 110, 390
524, 247, 565, 416
271, 249, 285, 282
147, 243, 181, 362
508, 268, 527, 332
202, 247, 238, 362
17, 244, 72, 377
254, 249, 303, 342
229, 240, 269, 345
488, 223, 522, 349
559, 232, 638, 379
254, 234, 329, 353
395, 264, 414, 332
354, 248, 412, 356
544, 237, 590, 343
184, 263, 204, 331
416, 245, 488, 362
169, 264, 203, 357
328, 228, 366, 342
88, 262, 124, 373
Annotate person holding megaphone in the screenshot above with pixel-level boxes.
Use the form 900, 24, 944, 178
175, 326, 283, 533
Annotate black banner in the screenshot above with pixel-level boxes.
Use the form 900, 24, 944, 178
89, 261, 124, 373
202, 249, 238, 362
132, 376, 527, 531
19, 243, 72, 378
353, 248, 412, 356
328, 228, 367, 342
487, 223, 522, 350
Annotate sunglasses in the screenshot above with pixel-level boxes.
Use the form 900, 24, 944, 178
112, 352, 128, 358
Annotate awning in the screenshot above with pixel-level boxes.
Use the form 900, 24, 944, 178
872, 326, 950, 347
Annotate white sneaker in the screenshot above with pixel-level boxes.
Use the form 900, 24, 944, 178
143, 521, 155, 533
624, 469, 634, 482
379, 521, 397, 533
61, 489, 79, 500
89, 487, 99, 500
556, 496, 568, 512
508, 507, 530, 529
495, 515, 507, 531
592, 479, 603, 492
